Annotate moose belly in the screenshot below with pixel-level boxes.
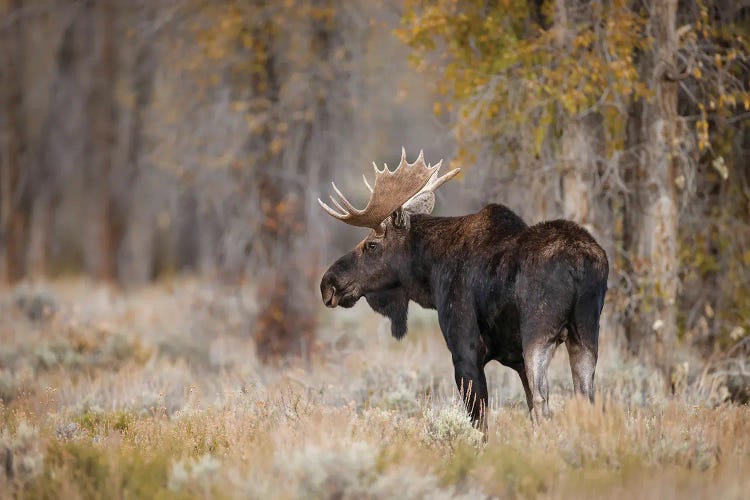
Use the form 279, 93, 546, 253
481, 304, 524, 367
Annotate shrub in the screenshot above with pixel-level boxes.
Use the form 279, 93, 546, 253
277, 441, 378, 499
168, 453, 221, 493
0, 421, 45, 485
421, 404, 484, 450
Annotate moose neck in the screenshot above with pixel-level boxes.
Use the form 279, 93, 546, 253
397, 214, 465, 309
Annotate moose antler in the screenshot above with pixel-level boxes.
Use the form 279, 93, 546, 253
411, 160, 462, 199
319, 148, 453, 231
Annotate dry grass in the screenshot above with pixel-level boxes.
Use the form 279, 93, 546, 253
0, 279, 748, 499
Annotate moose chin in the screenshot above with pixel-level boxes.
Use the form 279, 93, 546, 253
318, 148, 608, 432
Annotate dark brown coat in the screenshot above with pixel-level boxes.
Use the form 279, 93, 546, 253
321, 203, 608, 426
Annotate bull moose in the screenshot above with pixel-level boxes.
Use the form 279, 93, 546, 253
318, 149, 608, 429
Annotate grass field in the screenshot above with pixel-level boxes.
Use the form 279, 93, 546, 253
1, 279, 748, 499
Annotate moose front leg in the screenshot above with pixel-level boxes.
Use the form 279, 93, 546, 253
438, 298, 488, 434
452, 356, 488, 434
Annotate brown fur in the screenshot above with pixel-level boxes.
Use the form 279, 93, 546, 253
321, 203, 609, 429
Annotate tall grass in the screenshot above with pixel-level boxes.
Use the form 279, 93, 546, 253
0, 279, 748, 499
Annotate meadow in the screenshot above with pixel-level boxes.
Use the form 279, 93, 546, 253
0, 279, 748, 499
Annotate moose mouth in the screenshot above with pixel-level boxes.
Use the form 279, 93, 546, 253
322, 285, 360, 308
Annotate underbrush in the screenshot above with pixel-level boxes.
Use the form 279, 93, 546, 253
0, 279, 748, 499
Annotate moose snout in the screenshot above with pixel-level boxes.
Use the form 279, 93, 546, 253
321, 254, 361, 308
322, 286, 338, 308
320, 273, 339, 308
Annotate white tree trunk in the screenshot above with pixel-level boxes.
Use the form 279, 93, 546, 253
625, 0, 680, 367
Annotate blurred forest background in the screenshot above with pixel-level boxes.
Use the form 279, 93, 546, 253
1, 0, 749, 378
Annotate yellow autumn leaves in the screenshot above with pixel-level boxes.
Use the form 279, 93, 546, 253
399, 0, 750, 161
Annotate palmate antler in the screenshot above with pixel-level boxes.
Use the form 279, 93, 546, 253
318, 148, 459, 231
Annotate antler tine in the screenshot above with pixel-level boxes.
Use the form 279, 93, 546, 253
404, 158, 460, 214
329, 195, 349, 215
427, 166, 461, 192
362, 174, 373, 193
397, 146, 408, 169
317, 198, 347, 219
415, 150, 424, 165
331, 182, 359, 213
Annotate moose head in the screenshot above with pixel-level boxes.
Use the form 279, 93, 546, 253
318, 148, 459, 338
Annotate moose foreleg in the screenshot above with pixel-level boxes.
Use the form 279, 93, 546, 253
438, 298, 489, 434
452, 358, 488, 434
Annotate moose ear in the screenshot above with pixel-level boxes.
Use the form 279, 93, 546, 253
403, 191, 435, 216
389, 207, 410, 230
365, 288, 409, 340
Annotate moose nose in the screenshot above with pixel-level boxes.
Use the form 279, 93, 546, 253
323, 286, 338, 308
320, 272, 339, 308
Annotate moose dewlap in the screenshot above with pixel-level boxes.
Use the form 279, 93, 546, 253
319, 148, 608, 430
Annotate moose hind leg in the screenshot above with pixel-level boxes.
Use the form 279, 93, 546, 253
512, 364, 533, 414
567, 341, 596, 401
523, 340, 556, 421
566, 290, 603, 402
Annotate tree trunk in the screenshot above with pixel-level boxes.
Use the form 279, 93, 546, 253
555, 0, 613, 255
116, 18, 157, 286
254, 173, 314, 360
0, 0, 28, 283
26, 195, 51, 278
252, 9, 338, 361
118, 177, 155, 286
624, 0, 680, 368
175, 190, 199, 272
553, 0, 618, 348
83, 0, 119, 281
24, 0, 87, 278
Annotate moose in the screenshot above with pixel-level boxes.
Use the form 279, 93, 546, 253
319, 149, 608, 428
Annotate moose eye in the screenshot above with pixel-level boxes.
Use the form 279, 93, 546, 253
366, 242, 379, 252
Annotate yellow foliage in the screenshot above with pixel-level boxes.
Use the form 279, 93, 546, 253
399, 0, 750, 164
398, 0, 648, 162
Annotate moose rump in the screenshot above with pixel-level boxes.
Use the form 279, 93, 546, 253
480, 218, 609, 421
